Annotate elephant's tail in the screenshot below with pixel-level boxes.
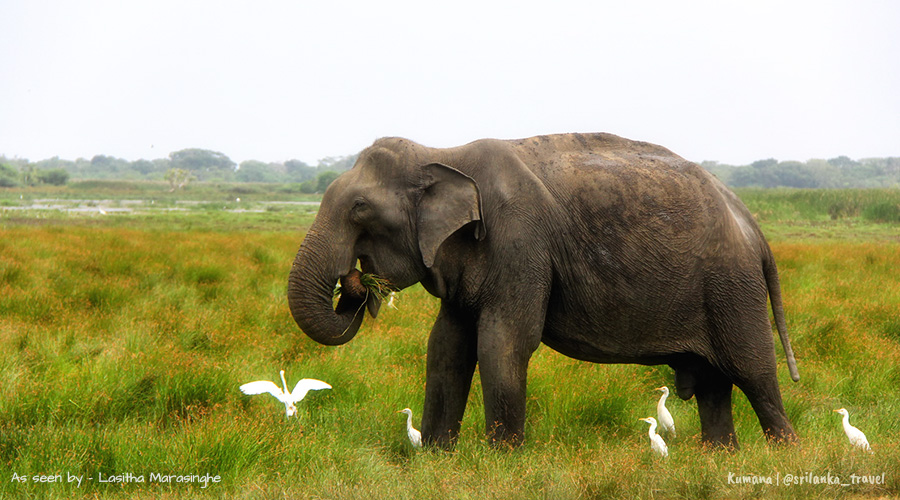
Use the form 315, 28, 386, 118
763, 249, 800, 382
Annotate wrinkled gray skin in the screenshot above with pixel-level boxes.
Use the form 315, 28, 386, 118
287, 133, 799, 450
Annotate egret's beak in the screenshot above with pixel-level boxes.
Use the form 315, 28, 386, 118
654, 387, 664, 391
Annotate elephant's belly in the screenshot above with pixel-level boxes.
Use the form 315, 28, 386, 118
540, 329, 675, 365
540, 297, 705, 365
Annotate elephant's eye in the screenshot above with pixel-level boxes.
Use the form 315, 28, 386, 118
350, 198, 372, 223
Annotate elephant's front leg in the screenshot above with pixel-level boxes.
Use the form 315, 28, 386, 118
421, 304, 477, 450
477, 301, 545, 448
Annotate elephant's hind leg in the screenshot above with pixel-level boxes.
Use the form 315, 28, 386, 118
693, 366, 739, 450
672, 357, 737, 448
704, 287, 797, 443
731, 365, 797, 443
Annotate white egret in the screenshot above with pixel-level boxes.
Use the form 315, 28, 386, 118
398, 408, 423, 448
833, 408, 872, 452
654, 386, 676, 438
639, 417, 669, 458
240, 370, 331, 417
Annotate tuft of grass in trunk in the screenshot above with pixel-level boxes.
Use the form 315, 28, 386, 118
333, 272, 399, 300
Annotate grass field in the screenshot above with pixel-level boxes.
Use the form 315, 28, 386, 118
1, 185, 899, 498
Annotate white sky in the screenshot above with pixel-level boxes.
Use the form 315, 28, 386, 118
1, 0, 898, 166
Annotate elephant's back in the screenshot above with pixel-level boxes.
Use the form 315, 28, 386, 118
508, 132, 694, 174
508, 133, 767, 276
510, 132, 678, 156
476, 132, 761, 256
512, 135, 720, 234
507, 132, 719, 206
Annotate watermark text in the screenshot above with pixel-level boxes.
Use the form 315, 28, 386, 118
727, 471, 885, 487
10, 471, 221, 489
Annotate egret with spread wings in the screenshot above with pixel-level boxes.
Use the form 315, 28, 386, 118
240, 370, 331, 417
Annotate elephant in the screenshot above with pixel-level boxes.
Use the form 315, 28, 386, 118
286, 132, 799, 449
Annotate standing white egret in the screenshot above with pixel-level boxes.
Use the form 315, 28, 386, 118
654, 386, 676, 438
398, 408, 423, 448
240, 370, 331, 417
833, 408, 872, 452
639, 417, 669, 458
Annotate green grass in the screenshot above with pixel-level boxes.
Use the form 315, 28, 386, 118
1, 188, 899, 498
735, 188, 900, 242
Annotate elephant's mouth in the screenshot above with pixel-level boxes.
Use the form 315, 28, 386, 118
334, 258, 387, 319
334, 268, 368, 314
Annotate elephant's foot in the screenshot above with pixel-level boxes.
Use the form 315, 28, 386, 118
486, 421, 525, 450
764, 426, 798, 444
422, 431, 458, 451
701, 430, 740, 451
755, 402, 799, 444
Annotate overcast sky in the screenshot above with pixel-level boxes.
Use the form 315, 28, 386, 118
2, 0, 898, 166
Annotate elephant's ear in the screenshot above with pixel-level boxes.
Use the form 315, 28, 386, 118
416, 163, 485, 268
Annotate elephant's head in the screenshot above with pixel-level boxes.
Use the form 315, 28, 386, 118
287, 140, 485, 345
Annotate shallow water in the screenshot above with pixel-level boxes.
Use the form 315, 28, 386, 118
1, 199, 319, 215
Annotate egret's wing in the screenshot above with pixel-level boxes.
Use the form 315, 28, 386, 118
850, 430, 870, 450
658, 409, 676, 436
652, 435, 668, 457
240, 380, 284, 399
659, 408, 674, 425
409, 428, 423, 448
287, 378, 332, 403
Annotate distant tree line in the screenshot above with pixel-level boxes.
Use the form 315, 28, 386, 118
3, 149, 899, 190
0, 148, 358, 193
702, 156, 900, 188
0, 162, 71, 187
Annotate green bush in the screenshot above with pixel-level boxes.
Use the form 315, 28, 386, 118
862, 202, 900, 223
0, 163, 19, 187
36, 168, 70, 186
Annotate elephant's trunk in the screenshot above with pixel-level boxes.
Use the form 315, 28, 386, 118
287, 226, 364, 346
